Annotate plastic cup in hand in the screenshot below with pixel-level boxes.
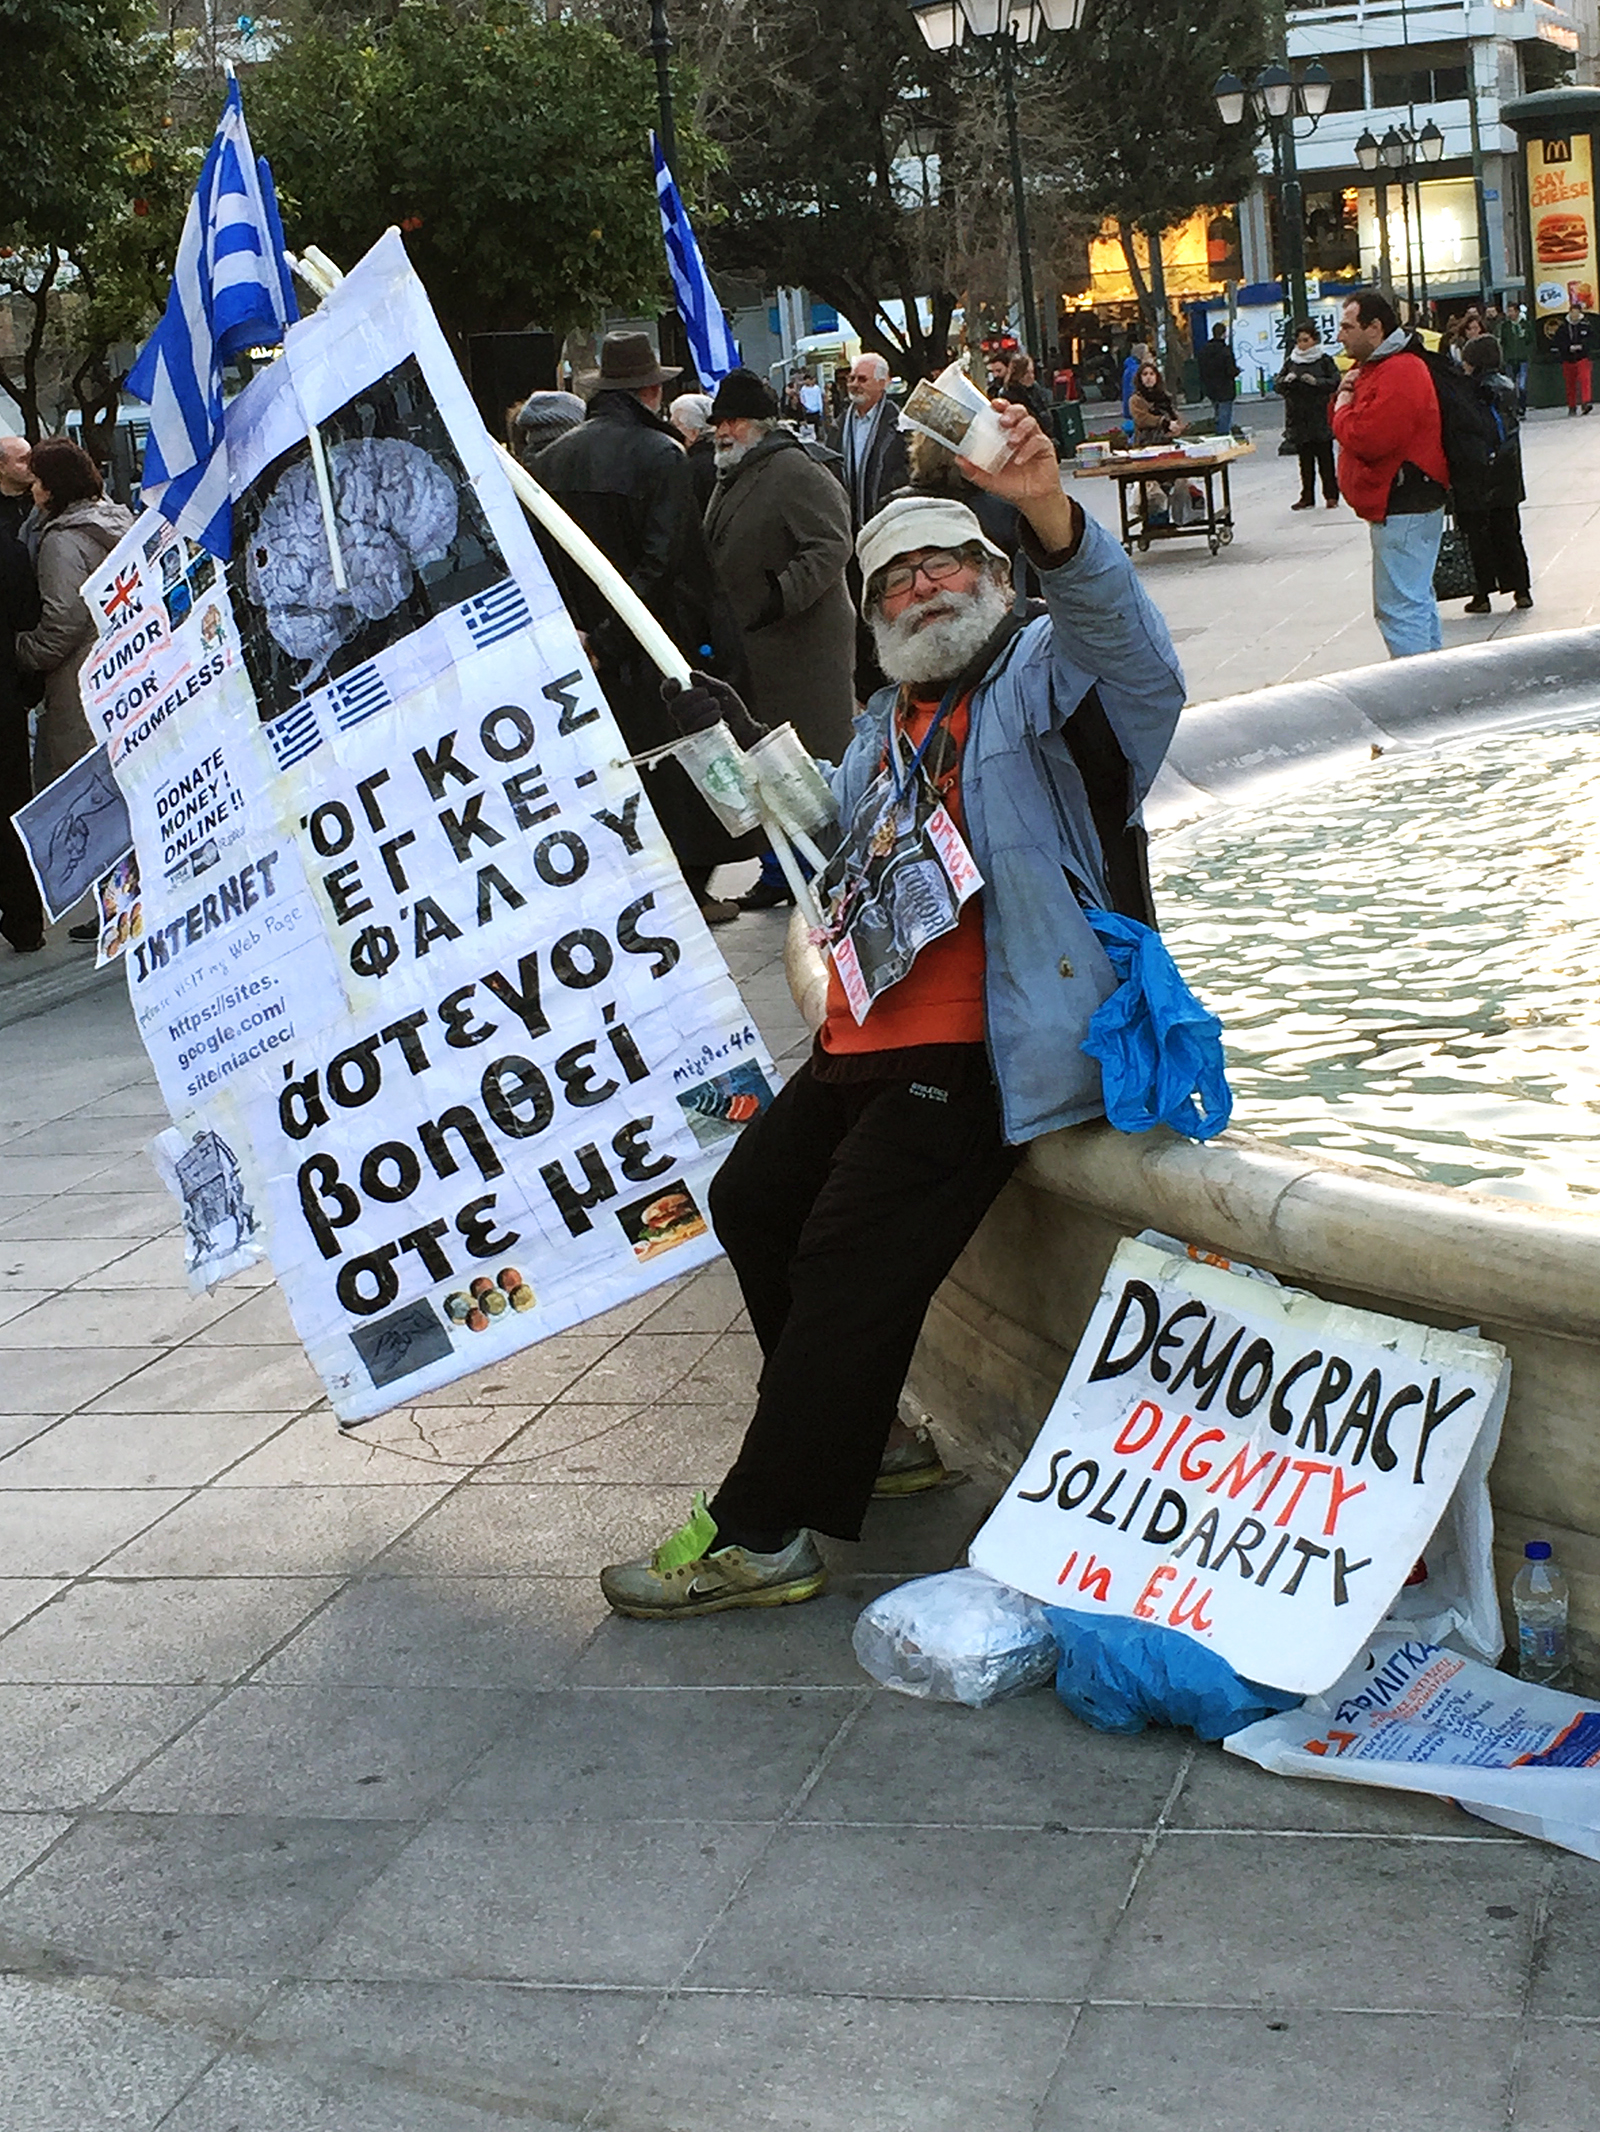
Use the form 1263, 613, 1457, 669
746, 723, 838, 840
669, 721, 763, 835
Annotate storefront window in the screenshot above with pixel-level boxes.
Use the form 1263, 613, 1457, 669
1356, 177, 1481, 289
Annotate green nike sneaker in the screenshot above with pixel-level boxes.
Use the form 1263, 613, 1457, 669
873, 1423, 950, 1497
600, 1494, 828, 1620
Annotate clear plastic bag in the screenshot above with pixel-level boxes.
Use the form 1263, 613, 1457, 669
852, 1568, 1059, 1707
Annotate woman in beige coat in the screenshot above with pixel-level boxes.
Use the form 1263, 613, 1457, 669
15, 438, 133, 789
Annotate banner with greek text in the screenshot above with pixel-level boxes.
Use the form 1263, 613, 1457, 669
78, 231, 777, 1423
969, 1237, 1508, 1695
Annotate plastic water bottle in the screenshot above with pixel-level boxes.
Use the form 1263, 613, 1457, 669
1513, 1541, 1571, 1690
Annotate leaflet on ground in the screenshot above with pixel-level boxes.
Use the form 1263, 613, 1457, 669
1228, 1635, 1600, 1862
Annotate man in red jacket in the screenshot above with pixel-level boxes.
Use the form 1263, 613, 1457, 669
1332, 292, 1449, 658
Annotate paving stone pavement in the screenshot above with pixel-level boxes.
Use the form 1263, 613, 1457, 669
1, 903, 1596, 2132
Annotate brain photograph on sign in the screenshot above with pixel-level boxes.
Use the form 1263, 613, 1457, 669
228, 354, 509, 717
65, 231, 782, 1425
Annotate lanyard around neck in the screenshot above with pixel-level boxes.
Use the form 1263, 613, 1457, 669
888, 683, 961, 805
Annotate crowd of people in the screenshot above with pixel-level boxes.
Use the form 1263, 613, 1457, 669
517, 336, 934, 924
1, 435, 133, 957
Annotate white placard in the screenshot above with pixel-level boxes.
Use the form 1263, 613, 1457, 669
969, 1238, 1509, 1695
83, 231, 777, 1423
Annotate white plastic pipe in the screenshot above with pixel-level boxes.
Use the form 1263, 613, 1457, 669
286, 237, 818, 926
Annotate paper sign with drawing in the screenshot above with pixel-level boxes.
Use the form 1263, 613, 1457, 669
78, 232, 778, 1424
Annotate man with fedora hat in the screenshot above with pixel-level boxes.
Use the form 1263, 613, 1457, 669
533, 331, 756, 923
598, 401, 1186, 1619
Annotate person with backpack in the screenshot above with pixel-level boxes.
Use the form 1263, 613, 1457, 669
1196, 323, 1241, 434
1331, 292, 1449, 658
1455, 336, 1532, 613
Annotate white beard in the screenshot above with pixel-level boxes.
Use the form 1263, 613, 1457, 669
714, 436, 754, 474
870, 573, 1015, 687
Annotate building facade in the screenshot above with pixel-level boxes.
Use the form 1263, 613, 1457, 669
1240, 0, 1600, 315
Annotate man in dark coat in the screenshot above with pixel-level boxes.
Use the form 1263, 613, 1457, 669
534, 333, 754, 923
1550, 302, 1598, 415
703, 370, 855, 762
828, 353, 910, 533
1196, 323, 1240, 434
829, 353, 912, 700
0, 524, 45, 952
0, 436, 32, 544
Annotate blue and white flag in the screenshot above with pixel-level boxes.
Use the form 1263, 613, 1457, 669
127, 76, 299, 559
651, 134, 739, 389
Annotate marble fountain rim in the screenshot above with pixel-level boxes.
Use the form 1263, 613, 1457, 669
783, 624, 1600, 1345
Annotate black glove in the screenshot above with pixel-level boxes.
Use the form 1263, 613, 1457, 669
661, 670, 765, 750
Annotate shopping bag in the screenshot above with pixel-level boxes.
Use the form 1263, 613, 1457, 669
1080, 908, 1233, 1141
1433, 516, 1476, 601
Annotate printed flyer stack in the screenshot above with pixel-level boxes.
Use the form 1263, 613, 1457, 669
66, 233, 775, 1423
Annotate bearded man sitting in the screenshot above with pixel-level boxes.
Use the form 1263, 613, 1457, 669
600, 403, 1186, 1619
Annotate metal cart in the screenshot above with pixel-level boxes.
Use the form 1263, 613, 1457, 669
1073, 441, 1254, 558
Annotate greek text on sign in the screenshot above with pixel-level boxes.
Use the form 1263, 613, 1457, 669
969, 1238, 1508, 1694
79, 232, 778, 1424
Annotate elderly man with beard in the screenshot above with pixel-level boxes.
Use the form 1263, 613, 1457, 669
703, 369, 855, 759
600, 402, 1185, 1619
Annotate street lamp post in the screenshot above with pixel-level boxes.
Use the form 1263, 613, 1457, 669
1214, 61, 1331, 327
649, 0, 677, 178
1355, 121, 1445, 324
911, 0, 1086, 360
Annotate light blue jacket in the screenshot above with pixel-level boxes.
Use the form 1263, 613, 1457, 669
831, 512, 1185, 1145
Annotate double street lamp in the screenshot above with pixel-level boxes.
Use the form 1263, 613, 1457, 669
1355, 121, 1446, 322
911, 0, 1086, 361
1214, 61, 1332, 327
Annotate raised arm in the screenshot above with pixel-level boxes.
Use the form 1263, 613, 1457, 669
958, 403, 1185, 793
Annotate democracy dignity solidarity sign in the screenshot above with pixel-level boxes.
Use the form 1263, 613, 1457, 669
74, 231, 776, 1424
969, 1238, 1509, 1694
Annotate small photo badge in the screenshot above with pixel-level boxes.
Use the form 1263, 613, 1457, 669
900, 360, 1011, 473
676, 1062, 775, 1149
616, 1180, 709, 1263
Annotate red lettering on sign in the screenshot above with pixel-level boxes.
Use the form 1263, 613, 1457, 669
1178, 1428, 1228, 1483
1134, 1564, 1177, 1620
1322, 1466, 1367, 1536
1114, 1398, 1164, 1455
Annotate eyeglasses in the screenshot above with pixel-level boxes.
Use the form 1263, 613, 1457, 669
875, 549, 971, 601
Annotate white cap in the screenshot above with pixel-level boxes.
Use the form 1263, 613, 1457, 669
855, 494, 1009, 604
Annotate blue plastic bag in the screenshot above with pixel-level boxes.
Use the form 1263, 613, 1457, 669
1080, 908, 1233, 1141
1043, 1607, 1300, 1741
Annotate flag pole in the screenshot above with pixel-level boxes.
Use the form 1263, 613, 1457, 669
283, 250, 349, 594
287, 237, 817, 925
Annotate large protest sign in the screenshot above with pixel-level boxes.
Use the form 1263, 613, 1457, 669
78, 231, 776, 1423
969, 1237, 1509, 1695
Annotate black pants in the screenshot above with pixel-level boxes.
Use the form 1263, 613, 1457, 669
0, 708, 42, 950
707, 1052, 1021, 1540
1457, 505, 1530, 596
1297, 442, 1338, 503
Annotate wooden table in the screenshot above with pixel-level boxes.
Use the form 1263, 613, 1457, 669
1073, 440, 1256, 557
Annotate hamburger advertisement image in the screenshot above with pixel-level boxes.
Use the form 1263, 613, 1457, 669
1528, 134, 1597, 320
1537, 211, 1588, 264
616, 1182, 710, 1263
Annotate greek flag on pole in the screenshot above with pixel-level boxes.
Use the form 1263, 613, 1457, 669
651, 133, 739, 388
127, 76, 299, 559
